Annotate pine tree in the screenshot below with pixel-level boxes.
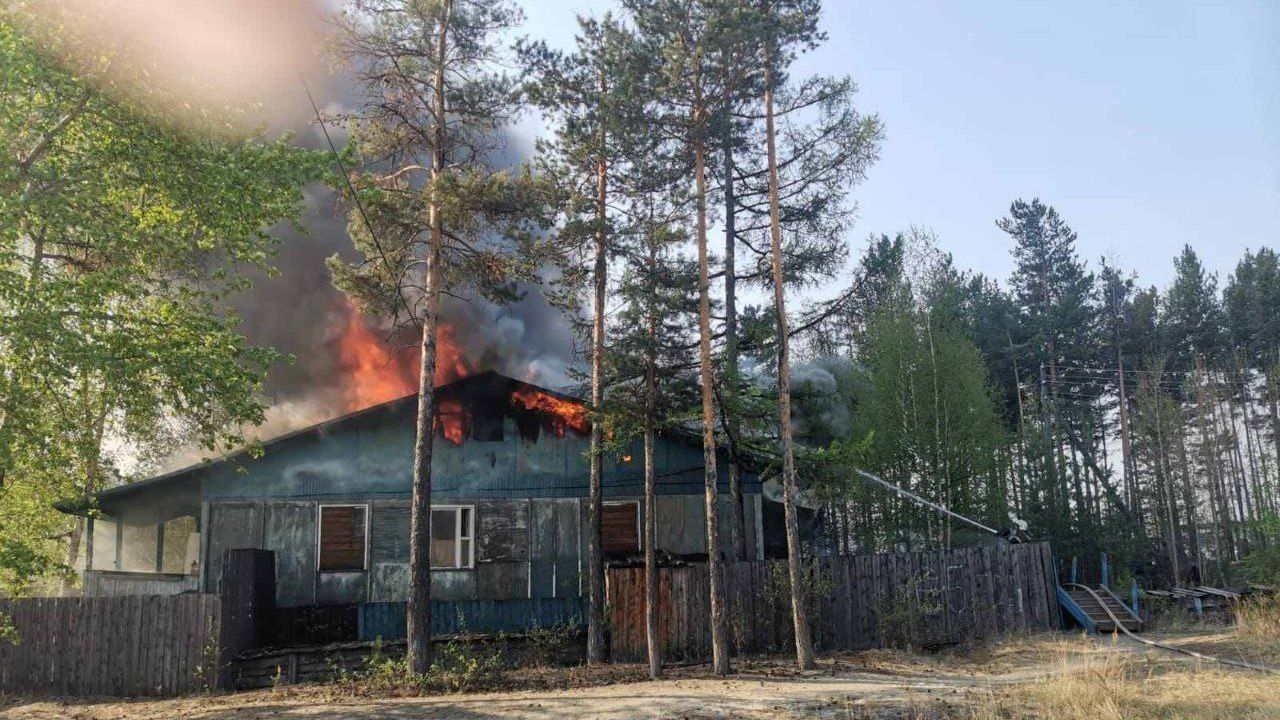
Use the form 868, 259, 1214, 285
608, 204, 700, 678
1163, 245, 1224, 375
1225, 249, 1280, 478
1000, 199, 1099, 552
758, 0, 826, 670
519, 11, 650, 666
625, 0, 771, 675
329, 0, 551, 673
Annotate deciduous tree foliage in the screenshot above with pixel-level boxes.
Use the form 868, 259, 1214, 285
806, 200, 1280, 589
0, 10, 325, 593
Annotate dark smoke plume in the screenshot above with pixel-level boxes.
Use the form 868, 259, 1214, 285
221, 77, 576, 442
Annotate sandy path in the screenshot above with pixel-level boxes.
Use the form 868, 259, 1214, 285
0, 637, 1137, 720
3, 670, 991, 720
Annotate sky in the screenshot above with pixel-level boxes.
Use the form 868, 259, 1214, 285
518, 0, 1280, 290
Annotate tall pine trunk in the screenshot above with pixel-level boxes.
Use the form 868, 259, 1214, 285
586, 71, 608, 664
1269, 361, 1280, 482
1116, 356, 1140, 523
407, 0, 451, 674
693, 96, 731, 677
722, 129, 746, 562
643, 227, 661, 679
764, 51, 817, 671
1152, 392, 1181, 585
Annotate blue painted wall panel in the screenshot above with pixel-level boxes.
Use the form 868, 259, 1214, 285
197, 409, 758, 502
358, 597, 587, 640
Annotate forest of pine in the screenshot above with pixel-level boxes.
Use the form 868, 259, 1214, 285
797, 208, 1280, 595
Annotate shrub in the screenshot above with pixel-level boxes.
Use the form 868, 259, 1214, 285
523, 622, 578, 667
0, 612, 17, 645
428, 639, 505, 693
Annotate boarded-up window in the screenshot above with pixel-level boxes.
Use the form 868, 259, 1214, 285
318, 505, 367, 572
602, 502, 640, 557
431, 506, 474, 569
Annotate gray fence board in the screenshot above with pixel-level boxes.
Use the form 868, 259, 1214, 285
0, 594, 219, 697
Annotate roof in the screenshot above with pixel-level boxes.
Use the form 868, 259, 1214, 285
57, 370, 769, 517
57, 371, 582, 516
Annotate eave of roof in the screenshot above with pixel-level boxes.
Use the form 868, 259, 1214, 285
56, 370, 769, 515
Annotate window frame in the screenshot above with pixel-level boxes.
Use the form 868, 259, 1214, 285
431, 504, 476, 570
316, 503, 370, 573
602, 500, 642, 556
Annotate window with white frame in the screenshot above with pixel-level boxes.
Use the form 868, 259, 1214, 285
318, 504, 368, 572
431, 505, 474, 569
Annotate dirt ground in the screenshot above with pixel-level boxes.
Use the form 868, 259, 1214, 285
0, 632, 1271, 720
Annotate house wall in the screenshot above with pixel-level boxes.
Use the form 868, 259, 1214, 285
204, 493, 764, 607
197, 411, 758, 503
104, 395, 766, 607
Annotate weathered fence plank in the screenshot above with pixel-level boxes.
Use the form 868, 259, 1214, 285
0, 594, 219, 697
607, 541, 1059, 662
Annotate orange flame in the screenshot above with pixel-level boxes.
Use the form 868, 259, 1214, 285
436, 398, 468, 445
336, 306, 417, 412
435, 324, 469, 386
510, 387, 590, 437
336, 302, 471, 412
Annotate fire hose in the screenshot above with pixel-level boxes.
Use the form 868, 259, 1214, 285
853, 469, 1280, 675
851, 469, 1019, 541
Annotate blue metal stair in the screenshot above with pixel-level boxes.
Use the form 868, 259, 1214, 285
1057, 584, 1142, 634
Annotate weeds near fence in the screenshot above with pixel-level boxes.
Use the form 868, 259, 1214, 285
523, 622, 578, 667
429, 639, 505, 692
876, 574, 944, 649
0, 612, 17, 646
1235, 594, 1280, 642
329, 637, 506, 696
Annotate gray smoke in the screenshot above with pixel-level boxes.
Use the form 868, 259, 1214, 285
789, 356, 858, 440
222, 61, 575, 437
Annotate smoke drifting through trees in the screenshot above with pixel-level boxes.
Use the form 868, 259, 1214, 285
215, 79, 574, 445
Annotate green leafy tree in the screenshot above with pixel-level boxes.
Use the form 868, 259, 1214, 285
0, 10, 325, 593
843, 243, 1007, 550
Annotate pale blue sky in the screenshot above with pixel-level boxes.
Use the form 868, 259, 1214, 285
517, 0, 1280, 289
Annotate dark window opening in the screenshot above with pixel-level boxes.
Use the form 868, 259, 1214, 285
318, 505, 367, 572
472, 407, 504, 442
514, 410, 541, 442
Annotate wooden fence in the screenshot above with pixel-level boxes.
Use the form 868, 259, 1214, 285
607, 541, 1059, 661
0, 594, 221, 696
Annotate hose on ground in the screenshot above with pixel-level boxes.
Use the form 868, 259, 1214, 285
1065, 583, 1280, 676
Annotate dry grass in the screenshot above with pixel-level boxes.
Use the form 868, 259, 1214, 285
800, 621, 1280, 720
1148, 594, 1280, 667
1236, 594, 1280, 644
966, 654, 1280, 720
964, 601, 1280, 719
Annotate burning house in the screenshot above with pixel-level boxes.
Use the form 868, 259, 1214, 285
61, 359, 792, 636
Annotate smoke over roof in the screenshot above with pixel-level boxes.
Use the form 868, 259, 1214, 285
145, 6, 579, 465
